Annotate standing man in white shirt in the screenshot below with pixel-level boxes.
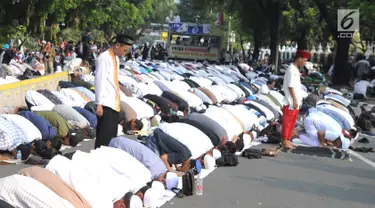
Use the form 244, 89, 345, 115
281, 50, 310, 149
173, 13, 181, 23
95, 34, 134, 148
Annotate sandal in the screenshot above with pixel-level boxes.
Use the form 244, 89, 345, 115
262, 148, 279, 157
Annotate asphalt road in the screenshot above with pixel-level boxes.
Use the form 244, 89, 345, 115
1, 137, 375, 208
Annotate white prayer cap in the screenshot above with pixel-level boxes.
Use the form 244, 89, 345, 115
56, 65, 62, 72
143, 189, 160, 208
340, 135, 351, 151
71, 58, 83, 68
201, 104, 207, 110
166, 172, 179, 190
305, 62, 313, 71
195, 106, 203, 112
151, 115, 161, 127
212, 149, 222, 160
151, 181, 165, 194
260, 85, 270, 94
204, 154, 216, 170
66, 58, 82, 74
258, 125, 264, 132
141, 118, 150, 132
176, 111, 184, 116
243, 134, 252, 147
251, 130, 258, 139
172, 74, 184, 81
129, 195, 143, 208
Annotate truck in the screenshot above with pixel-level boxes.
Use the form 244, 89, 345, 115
167, 22, 221, 62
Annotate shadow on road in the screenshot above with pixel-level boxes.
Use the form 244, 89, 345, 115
231, 175, 375, 206
269, 156, 375, 180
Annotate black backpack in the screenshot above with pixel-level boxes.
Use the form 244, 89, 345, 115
172, 169, 195, 197
242, 148, 262, 159
259, 123, 281, 144
182, 169, 195, 196
357, 111, 375, 132
216, 152, 239, 167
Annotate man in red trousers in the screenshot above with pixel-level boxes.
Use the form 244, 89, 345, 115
281, 50, 310, 149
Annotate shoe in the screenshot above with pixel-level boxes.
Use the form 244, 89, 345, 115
358, 138, 370, 144
262, 149, 278, 157
84, 127, 96, 139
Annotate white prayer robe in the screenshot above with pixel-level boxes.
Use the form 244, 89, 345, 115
158, 122, 214, 159
0, 174, 74, 208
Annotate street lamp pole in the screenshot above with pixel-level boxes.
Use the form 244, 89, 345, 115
227, 16, 231, 52
231, 31, 235, 55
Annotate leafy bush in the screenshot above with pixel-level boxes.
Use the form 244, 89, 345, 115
60, 28, 82, 43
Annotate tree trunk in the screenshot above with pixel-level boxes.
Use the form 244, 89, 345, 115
26, 1, 34, 27
270, 27, 279, 63
332, 35, 352, 85
252, 30, 261, 61
297, 29, 308, 50
268, 1, 281, 71
239, 33, 246, 62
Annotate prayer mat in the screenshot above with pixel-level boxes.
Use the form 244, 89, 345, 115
280, 146, 350, 159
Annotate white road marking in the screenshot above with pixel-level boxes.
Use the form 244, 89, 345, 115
347, 149, 375, 169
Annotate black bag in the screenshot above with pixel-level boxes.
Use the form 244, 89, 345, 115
68, 128, 85, 147
235, 136, 245, 152
25, 155, 50, 165
259, 123, 281, 144
215, 152, 239, 167
83, 127, 96, 139
242, 148, 262, 159
63, 151, 77, 160
23, 68, 34, 77
182, 169, 195, 196
39, 148, 62, 159
172, 169, 195, 197
357, 111, 375, 132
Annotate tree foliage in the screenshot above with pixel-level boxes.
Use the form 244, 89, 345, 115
348, 0, 375, 40
0, 0, 171, 42
281, 0, 326, 49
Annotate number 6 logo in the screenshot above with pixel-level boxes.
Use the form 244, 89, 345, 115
341, 11, 355, 30
337, 9, 359, 32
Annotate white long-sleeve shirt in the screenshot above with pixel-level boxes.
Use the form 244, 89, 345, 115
95, 50, 120, 111
304, 109, 342, 142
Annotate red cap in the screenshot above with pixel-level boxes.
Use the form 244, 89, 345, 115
342, 129, 352, 140
295, 50, 310, 59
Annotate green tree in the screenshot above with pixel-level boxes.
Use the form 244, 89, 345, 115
149, 0, 177, 24
281, 0, 325, 50
348, 0, 375, 41
313, 0, 353, 85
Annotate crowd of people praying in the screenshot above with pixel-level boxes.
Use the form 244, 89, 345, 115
0, 34, 372, 208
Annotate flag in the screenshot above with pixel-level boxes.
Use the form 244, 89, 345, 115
215, 12, 224, 26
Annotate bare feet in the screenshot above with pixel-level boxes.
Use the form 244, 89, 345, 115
282, 140, 297, 149
11, 106, 21, 114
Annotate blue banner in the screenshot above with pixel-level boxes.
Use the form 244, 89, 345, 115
169, 23, 183, 31
169, 23, 210, 35
187, 26, 202, 34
